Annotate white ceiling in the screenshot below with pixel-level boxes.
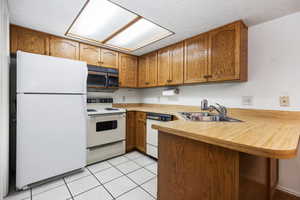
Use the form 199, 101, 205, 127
8, 0, 300, 55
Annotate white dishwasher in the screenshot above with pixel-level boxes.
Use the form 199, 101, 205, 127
146, 113, 173, 159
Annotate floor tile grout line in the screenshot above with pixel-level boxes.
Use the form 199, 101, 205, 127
63, 178, 75, 200
30, 179, 66, 197
86, 167, 116, 200
126, 155, 157, 175
110, 162, 157, 199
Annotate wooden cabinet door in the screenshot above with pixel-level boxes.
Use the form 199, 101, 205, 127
157, 48, 170, 86
184, 34, 208, 83
126, 112, 136, 152
169, 42, 184, 85
10, 25, 49, 55
208, 23, 239, 81
101, 49, 118, 69
119, 53, 138, 88
147, 52, 158, 87
49, 36, 79, 60
79, 43, 100, 66
138, 56, 148, 88
135, 112, 146, 153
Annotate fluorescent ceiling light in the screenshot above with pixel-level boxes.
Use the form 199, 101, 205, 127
66, 0, 173, 51
106, 18, 173, 50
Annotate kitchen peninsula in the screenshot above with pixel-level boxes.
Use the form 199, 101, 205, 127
116, 104, 300, 200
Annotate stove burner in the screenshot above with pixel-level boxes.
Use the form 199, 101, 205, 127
104, 108, 119, 111
87, 109, 97, 112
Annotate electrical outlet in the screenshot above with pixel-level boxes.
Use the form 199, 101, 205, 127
280, 96, 289, 107
242, 96, 253, 106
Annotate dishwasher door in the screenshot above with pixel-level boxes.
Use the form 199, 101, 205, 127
146, 119, 159, 158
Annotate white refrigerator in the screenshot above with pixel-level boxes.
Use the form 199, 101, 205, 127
16, 51, 87, 189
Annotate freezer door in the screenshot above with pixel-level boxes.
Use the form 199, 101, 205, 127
16, 94, 87, 189
17, 51, 87, 94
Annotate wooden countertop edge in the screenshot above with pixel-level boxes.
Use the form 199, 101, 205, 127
152, 124, 300, 159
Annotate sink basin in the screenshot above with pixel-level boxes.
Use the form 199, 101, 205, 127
179, 112, 242, 122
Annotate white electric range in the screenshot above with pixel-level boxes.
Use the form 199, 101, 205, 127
86, 98, 126, 165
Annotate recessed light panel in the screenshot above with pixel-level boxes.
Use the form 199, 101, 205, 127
66, 0, 173, 51
106, 18, 173, 50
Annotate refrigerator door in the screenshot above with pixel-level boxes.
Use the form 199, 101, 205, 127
16, 94, 87, 189
17, 51, 87, 94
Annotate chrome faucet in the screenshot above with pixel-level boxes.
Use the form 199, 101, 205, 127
209, 103, 227, 117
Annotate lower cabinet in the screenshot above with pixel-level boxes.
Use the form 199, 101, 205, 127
135, 112, 147, 153
126, 112, 136, 152
126, 111, 147, 153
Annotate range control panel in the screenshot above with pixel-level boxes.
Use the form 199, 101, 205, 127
87, 98, 113, 103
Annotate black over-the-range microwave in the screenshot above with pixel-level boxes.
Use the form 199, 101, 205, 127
87, 65, 119, 92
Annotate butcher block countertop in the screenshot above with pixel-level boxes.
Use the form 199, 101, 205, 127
114, 104, 300, 159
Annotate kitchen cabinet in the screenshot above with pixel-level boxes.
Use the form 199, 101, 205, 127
168, 42, 184, 85
135, 112, 146, 153
184, 33, 209, 83
80, 44, 118, 69
126, 112, 136, 152
79, 43, 101, 66
10, 25, 49, 55
49, 36, 79, 60
138, 56, 148, 88
208, 21, 247, 82
101, 49, 118, 69
157, 42, 184, 86
157, 47, 170, 86
119, 53, 138, 88
138, 52, 158, 88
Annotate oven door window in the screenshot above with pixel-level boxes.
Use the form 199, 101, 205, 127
96, 120, 118, 132
87, 73, 107, 87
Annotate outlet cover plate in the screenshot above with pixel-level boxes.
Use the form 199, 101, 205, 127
280, 96, 289, 107
242, 96, 253, 106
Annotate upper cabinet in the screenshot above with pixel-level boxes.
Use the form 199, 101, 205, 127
138, 56, 148, 88
100, 49, 118, 69
10, 25, 49, 55
157, 47, 170, 86
138, 52, 158, 88
169, 42, 184, 85
49, 36, 79, 60
79, 44, 118, 69
208, 21, 247, 82
157, 42, 184, 86
184, 34, 208, 83
119, 53, 138, 88
79, 43, 101, 66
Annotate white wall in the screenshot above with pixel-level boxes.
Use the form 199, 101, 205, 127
0, 0, 10, 198
140, 12, 300, 196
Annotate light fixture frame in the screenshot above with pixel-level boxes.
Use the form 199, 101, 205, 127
65, 0, 174, 52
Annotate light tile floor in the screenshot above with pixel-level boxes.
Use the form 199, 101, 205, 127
4, 151, 157, 200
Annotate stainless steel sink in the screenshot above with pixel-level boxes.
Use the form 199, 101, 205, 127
179, 112, 242, 122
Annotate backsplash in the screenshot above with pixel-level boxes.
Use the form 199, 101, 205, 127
88, 88, 141, 104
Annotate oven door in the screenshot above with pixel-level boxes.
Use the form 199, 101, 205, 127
87, 113, 126, 148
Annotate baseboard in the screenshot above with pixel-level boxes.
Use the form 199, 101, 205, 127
277, 185, 300, 197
